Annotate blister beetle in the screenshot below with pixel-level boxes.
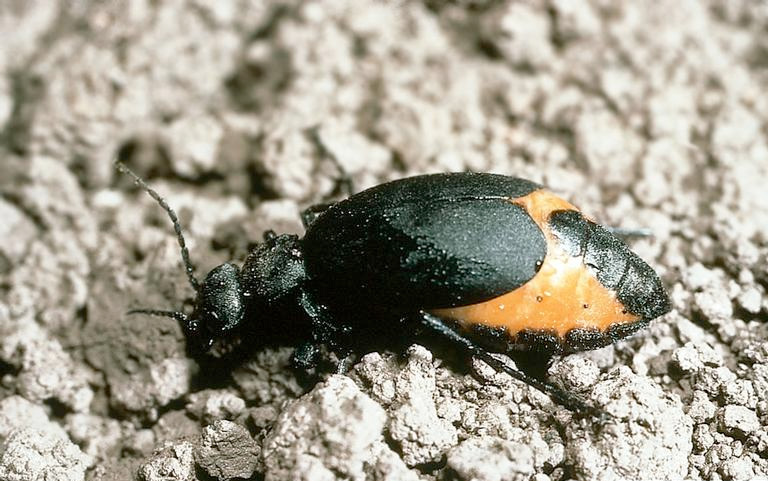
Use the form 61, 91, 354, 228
117, 162, 671, 413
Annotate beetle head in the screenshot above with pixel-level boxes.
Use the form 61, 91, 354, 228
117, 161, 246, 356
185, 263, 245, 352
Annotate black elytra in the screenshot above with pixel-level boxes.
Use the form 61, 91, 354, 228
117, 163, 671, 415
303, 174, 547, 314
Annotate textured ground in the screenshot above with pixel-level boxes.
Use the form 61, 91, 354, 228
1, 1, 767, 480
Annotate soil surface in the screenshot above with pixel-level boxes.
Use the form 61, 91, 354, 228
1, 1, 767, 480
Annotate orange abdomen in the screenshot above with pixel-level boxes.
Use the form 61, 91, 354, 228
431, 190, 644, 353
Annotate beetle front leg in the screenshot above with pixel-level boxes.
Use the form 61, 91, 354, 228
295, 289, 353, 372
291, 341, 319, 371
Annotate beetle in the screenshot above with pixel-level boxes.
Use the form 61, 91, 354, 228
116, 162, 671, 413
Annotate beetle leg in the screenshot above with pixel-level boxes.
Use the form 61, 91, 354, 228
418, 311, 601, 416
330, 352, 354, 374
301, 203, 336, 228
306, 125, 355, 199
296, 289, 353, 371
291, 341, 319, 371
327, 171, 354, 200
605, 226, 653, 240
298, 291, 336, 342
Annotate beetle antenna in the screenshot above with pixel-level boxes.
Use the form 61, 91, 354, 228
115, 160, 200, 292
62, 308, 189, 351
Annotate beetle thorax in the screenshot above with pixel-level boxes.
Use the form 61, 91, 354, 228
240, 233, 307, 309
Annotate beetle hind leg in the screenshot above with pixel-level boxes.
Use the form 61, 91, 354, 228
418, 311, 601, 416
605, 226, 653, 241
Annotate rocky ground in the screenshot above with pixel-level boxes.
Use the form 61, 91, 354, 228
0, 1, 767, 480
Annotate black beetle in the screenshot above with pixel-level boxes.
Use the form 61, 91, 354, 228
117, 162, 671, 413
